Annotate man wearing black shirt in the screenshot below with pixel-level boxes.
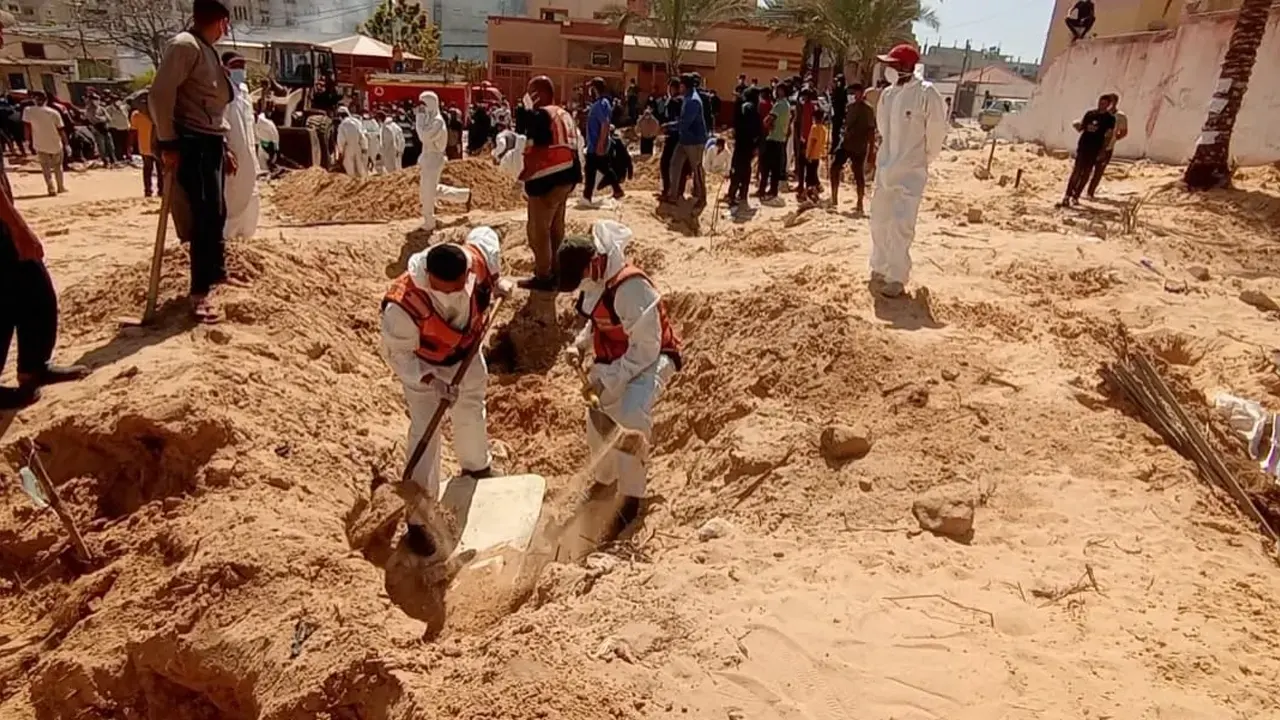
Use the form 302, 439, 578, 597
1060, 94, 1115, 207
726, 86, 762, 209
829, 74, 848, 152
1066, 0, 1095, 41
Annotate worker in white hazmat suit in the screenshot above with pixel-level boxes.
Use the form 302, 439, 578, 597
868, 43, 947, 298
362, 114, 381, 173
335, 107, 368, 178
415, 91, 471, 232
379, 226, 514, 557
703, 136, 731, 178
379, 111, 405, 173
221, 52, 260, 240
558, 220, 683, 534
255, 107, 280, 173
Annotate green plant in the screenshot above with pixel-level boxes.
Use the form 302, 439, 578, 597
600, 0, 751, 73
359, 0, 441, 63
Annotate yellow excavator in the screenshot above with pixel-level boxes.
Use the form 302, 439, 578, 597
251, 41, 339, 168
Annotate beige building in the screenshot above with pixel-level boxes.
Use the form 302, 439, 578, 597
487, 14, 803, 120
0, 28, 119, 97
1041, 0, 1246, 66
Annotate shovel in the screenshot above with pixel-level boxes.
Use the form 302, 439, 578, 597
119, 170, 174, 327
570, 360, 645, 456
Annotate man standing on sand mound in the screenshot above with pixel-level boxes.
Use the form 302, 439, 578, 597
558, 220, 683, 538
868, 43, 946, 299
415, 91, 471, 233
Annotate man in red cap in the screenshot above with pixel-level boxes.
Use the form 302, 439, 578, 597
868, 43, 946, 298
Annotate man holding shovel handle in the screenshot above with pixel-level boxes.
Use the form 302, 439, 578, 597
380, 227, 512, 558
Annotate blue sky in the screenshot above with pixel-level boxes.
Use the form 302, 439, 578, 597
913, 0, 1057, 64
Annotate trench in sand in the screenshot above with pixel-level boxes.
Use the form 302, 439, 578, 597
0, 216, 964, 717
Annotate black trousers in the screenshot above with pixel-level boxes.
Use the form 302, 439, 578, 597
176, 130, 227, 296
833, 148, 868, 195
1066, 16, 1094, 40
0, 233, 57, 377
639, 137, 655, 156
1087, 149, 1113, 197
142, 154, 164, 196
659, 134, 678, 195
726, 146, 755, 203
110, 128, 131, 159
584, 152, 621, 201
1065, 147, 1100, 200
799, 158, 820, 192
759, 140, 785, 196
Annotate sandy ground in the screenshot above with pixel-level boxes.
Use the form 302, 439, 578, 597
2, 131, 1280, 720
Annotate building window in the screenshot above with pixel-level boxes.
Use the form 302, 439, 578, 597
21, 42, 45, 59
590, 51, 610, 67
7, 73, 25, 90
494, 52, 532, 65
539, 8, 566, 21
233, 5, 249, 22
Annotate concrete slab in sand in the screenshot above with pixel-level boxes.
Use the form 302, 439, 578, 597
438, 473, 546, 560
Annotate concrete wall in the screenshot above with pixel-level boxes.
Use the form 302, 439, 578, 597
525, 0, 612, 19
487, 16, 567, 66
1004, 8, 1280, 165
1040, 0, 1249, 66
699, 24, 803, 97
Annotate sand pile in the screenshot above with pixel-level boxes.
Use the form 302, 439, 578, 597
0, 227, 653, 719
271, 157, 525, 224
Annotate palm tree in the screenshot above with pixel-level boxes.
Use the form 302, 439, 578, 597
601, 0, 752, 74
762, 0, 939, 83
1183, 0, 1275, 190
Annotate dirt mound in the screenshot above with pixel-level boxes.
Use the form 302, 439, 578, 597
0, 228, 645, 719
630, 153, 665, 191
271, 158, 524, 224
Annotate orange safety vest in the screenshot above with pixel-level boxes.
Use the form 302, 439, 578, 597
577, 265, 683, 370
382, 244, 493, 367
520, 104, 578, 182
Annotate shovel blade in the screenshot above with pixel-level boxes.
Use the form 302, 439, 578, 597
588, 407, 617, 436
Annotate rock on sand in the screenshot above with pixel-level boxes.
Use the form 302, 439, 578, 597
912, 484, 976, 540
820, 424, 873, 461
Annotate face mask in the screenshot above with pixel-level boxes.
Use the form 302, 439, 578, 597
426, 287, 471, 330
229, 69, 246, 87
521, 93, 534, 110
883, 67, 899, 84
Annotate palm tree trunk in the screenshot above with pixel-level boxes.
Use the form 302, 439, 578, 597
1183, 0, 1274, 190
810, 45, 823, 79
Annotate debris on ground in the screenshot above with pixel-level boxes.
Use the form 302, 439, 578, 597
820, 424, 873, 461
912, 484, 977, 540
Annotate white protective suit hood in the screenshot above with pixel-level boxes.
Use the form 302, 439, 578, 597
579, 220, 632, 310
420, 91, 440, 119
405, 240, 479, 331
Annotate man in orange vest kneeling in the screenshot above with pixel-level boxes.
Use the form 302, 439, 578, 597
380, 226, 512, 557
559, 220, 682, 535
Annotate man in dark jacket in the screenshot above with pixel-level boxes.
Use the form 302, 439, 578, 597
726, 86, 762, 209
657, 77, 682, 199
